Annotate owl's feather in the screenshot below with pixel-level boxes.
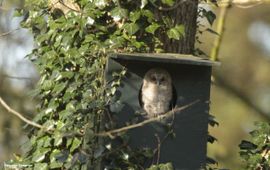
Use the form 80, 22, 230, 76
141, 68, 173, 117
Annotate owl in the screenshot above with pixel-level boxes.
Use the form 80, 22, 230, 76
140, 68, 174, 118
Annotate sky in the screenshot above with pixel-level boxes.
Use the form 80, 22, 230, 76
0, 8, 36, 89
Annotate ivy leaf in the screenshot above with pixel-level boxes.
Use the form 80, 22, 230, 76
239, 140, 258, 150
167, 28, 180, 40
175, 24, 185, 36
123, 23, 140, 35
145, 23, 160, 34
61, 71, 74, 79
94, 0, 107, 8
130, 11, 141, 22
206, 157, 218, 165
52, 82, 67, 95
207, 134, 217, 144
205, 28, 219, 36
13, 9, 23, 17
107, 36, 125, 48
54, 132, 63, 146
209, 0, 218, 7
34, 163, 48, 170
203, 10, 216, 26
141, 0, 148, 8
141, 9, 154, 22
66, 102, 76, 112
167, 25, 185, 40
32, 148, 50, 162
111, 86, 117, 95
21, 138, 33, 155
147, 162, 174, 170
49, 149, 63, 169
70, 137, 81, 152
195, 48, 209, 57
208, 114, 219, 127
43, 120, 55, 131
161, 0, 175, 6
110, 7, 128, 21
42, 80, 54, 91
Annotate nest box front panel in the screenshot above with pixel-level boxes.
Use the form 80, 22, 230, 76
105, 57, 212, 169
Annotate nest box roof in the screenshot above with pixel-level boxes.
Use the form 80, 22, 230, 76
110, 53, 219, 67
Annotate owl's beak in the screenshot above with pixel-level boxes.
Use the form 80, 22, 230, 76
156, 81, 160, 86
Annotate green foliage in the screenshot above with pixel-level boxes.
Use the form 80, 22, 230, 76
147, 162, 174, 170
167, 24, 185, 40
239, 122, 270, 170
202, 9, 216, 26
161, 0, 175, 6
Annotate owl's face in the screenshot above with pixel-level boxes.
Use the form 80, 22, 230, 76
144, 68, 172, 87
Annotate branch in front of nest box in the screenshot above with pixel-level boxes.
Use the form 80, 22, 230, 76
96, 99, 200, 138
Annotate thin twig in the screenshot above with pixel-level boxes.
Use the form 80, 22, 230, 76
0, 97, 86, 135
151, 110, 175, 165
235, 1, 263, 8
96, 100, 200, 137
2, 74, 32, 80
210, 0, 232, 61
199, 0, 268, 7
0, 28, 20, 38
0, 97, 44, 129
154, 134, 161, 165
0, 6, 9, 11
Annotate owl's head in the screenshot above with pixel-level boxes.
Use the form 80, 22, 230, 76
144, 68, 172, 86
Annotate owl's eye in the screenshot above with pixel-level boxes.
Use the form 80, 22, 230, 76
160, 77, 165, 82
151, 77, 156, 81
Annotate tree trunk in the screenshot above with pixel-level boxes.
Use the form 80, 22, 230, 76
157, 0, 198, 54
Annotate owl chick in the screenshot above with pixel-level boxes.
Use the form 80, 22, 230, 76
141, 68, 173, 118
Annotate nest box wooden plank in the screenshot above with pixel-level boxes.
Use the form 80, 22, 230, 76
105, 53, 218, 169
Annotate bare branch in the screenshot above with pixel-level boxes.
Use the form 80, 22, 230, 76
0, 96, 44, 129
198, 0, 267, 7
1, 74, 32, 80
0, 28, 20, 38
154, 134, 161, 164
96, 100, 200, 137
0, 97, 86, 136
0, 6, 9, 11
210, 0, 232, 61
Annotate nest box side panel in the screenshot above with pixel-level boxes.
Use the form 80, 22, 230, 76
105, 58, 143, 125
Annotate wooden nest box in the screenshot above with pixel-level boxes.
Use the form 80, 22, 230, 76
105, 53, 218, 169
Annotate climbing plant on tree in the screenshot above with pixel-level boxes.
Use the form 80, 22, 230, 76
239, 122, 270, 170
5, 0, 218, 169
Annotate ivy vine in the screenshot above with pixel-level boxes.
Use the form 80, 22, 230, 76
239, 122, 270, 170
